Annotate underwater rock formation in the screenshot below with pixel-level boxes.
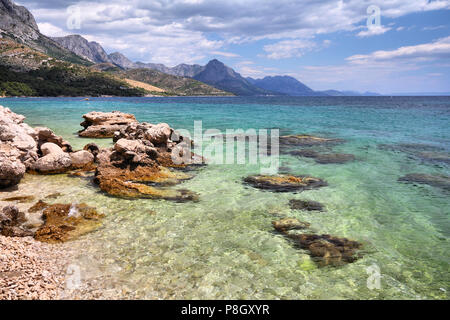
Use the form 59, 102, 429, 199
79, 111, 138, 138
287, 233, 363, 267
244, 174, 328, 193
32, 202, 104, 243
399, 173, 450, 191
379, 143, 450, 166
280, 135, 344, 147
2, 195, 35, 203
291, 149, 355, 164
289, 199, 324, 211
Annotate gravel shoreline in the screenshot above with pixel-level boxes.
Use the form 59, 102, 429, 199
0, 235, 68, 300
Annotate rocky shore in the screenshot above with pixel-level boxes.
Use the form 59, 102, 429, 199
0, 105, 209, 299
0, 235, 67, 300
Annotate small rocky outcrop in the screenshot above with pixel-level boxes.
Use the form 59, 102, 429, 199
95, 141, 198, 202
272, 218, 310, 232
243, 174, 327, 193
93, 119, 201, 202
289, 199, 325, 211
291, 150, 355, 164
78, 111, 138, 138
399, 173, 450, 191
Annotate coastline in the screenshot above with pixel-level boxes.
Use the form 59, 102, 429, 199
1, 98, 449, 300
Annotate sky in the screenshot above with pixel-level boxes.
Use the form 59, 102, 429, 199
15, 0, 450, 94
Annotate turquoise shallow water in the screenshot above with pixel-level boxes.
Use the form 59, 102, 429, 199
1, 96, 449, 299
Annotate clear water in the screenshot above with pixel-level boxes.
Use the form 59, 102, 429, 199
1, 96, 449, 299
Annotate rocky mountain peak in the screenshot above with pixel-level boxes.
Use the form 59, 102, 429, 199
52, 34, 111, 64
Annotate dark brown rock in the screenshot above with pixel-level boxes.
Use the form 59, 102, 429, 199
287, 233, 363, 267
289, 199, 325, 211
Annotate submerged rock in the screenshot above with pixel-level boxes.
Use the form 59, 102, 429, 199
379, 143, 450, 165
398, 173, 450, 191
79, 111, 138, 138
28, 200, 49, 213
280, 135, 344, 147
2, 195, 35, 203
416, 152, 450, 165
243, 174, 327, 193
291, 150, 355, 164
272, 218, 310, 232
33, 202, 104, 243
289, 199, 324, 211
288, 233, 363, 267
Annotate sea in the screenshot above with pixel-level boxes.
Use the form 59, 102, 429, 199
1, 96, 449, 299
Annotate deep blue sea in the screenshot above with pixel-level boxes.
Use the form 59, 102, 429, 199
1, 96, 449, 299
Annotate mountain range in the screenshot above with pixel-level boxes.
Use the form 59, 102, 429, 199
0, 0, 382, 97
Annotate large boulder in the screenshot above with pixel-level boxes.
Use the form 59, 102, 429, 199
70, 150, 94, 169
0, 106, 38, 168
0, 143, 26, 188
34, 127, 72, 153
31, 143, 72, 174
79, 111, 138, 138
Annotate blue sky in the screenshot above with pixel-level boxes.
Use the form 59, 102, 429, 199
16, 0, 450, 94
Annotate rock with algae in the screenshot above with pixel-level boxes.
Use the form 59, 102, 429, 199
244, 174, 328, 193
93, 118, 202, 202
32, 202, 104, 243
